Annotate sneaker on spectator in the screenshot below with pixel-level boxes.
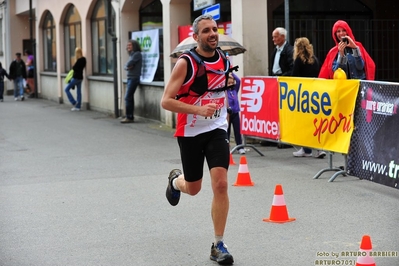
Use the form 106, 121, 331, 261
165, 169, 182, 206
210, 241, 234, 265
238, 148, 246, 155
20, 96, 24, 101
14, 97, 18, 101
71, 107, 80, 111
120, 117, 134, 124
316, 150, 326, 159
293, 148, 312, 157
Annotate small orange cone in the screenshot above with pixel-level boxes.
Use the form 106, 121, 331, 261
229, 153, 236, 165
355, 235, 375, 266
233, 156, 254, 186
263, 184, 296, 223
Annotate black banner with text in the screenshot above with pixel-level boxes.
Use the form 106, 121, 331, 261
348, 81, 399, 189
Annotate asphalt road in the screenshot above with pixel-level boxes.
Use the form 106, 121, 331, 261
1, 96, 398, 266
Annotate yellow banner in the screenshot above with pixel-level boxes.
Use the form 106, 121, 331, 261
278, 77, 360, 154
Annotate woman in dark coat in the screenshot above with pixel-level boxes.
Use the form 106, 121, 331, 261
292, 37, 326, 159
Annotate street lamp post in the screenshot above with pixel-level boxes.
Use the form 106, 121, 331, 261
29, 0, 37, 98
107, 0, 119, 118
285, 0, 290, 43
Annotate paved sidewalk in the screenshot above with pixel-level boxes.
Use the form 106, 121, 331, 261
0, 96, 398, 266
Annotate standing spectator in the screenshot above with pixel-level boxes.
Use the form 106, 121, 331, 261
291, 37, 326, 159
227, 73, 245, 154
121, 40, 142, 123
64, 47, 86, 111
319, 20, 375, 80
9, 52, 27, 101
262, 27, 293, 148
24, 49, 35, 98
160, 14, 234, 265
0, 62, 11, 102
269, 27, 294, 76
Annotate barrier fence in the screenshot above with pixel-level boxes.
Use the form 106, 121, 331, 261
236, 76, 399, 189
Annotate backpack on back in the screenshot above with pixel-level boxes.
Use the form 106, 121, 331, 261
175, 48, 239, 100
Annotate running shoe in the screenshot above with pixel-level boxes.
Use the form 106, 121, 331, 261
210, 241, 234, 265
165, 169, 182, 206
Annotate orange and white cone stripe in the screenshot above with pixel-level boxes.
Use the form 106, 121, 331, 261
272, 194, 286, 206
233, 156, 254, 186
355, 235, 375, 266
238, 160, 249, 173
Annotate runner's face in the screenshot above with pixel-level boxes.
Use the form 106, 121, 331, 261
195, 19, 219, 53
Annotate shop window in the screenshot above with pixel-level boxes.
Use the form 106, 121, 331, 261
92, 0, 115, 75
42, 12, 56, 71
64, 5, 82, 71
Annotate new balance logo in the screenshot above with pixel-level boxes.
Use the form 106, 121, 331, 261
241, 79, 264, 112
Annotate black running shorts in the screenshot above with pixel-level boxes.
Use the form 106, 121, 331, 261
177, 128, 230, 182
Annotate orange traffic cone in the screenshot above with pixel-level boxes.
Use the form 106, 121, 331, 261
355, 235, 375, 266
229, 153, 236, 165
263, 184, 296, 223
233, 156, 254, 186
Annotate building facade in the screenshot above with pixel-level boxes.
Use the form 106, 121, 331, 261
0, 0, 397, 127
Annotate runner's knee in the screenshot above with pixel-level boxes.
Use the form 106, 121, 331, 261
186, 181, 202, 196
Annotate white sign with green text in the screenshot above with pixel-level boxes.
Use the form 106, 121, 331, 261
131, 29, 159, 82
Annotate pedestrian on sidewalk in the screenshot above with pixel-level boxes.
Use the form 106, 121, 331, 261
0, 62, 11, 102
9, 52, 27, 101
121, 39, 142, 123
24, 49, 35, 98
64, 47, 86, 111
160, 14, 235, 265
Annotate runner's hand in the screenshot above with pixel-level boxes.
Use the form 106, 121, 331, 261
199, 103, 217, 117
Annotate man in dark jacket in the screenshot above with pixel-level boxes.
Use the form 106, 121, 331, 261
9, 53, 27, 101
262, 28, 293, 148
269, 27, 294, 76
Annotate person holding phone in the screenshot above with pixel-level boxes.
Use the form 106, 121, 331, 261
319, 20, 375, 80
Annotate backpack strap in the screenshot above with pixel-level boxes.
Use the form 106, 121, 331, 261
174, 49, 200, 100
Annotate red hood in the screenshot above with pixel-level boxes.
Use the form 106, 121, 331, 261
319, 20, 375, 80
332, 20, 355, 45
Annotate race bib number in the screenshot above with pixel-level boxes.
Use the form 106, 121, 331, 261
200, 97, 225, 119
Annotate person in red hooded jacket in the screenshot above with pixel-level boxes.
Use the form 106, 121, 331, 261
319, 20, 375, 80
